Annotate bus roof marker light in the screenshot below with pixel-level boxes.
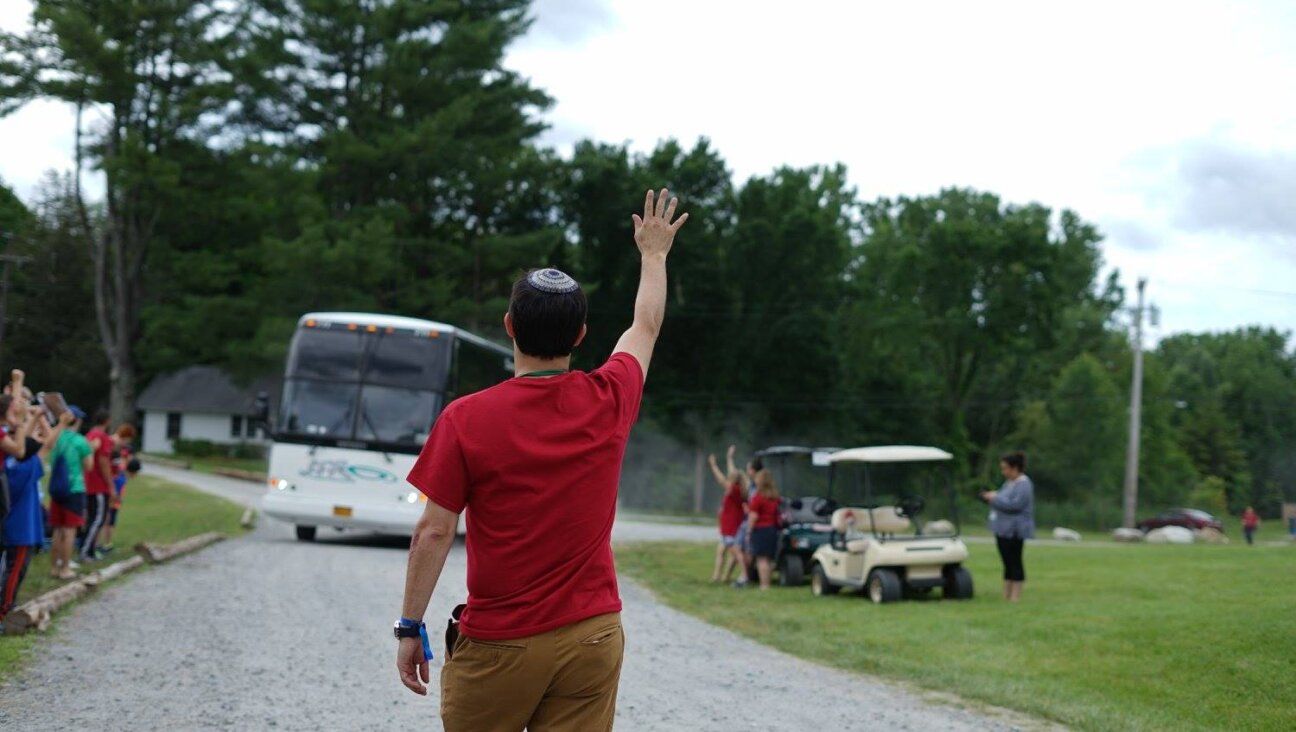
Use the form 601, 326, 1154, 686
347, 323, 358, 331
366, 324, 378, 333
427, 331, 439, 338
305, 319, 317, 328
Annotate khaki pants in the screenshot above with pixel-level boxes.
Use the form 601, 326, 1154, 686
441, 612, 624, 732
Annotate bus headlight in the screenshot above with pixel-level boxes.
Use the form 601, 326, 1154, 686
404, 492, 427, 504
270, 478, 292, 491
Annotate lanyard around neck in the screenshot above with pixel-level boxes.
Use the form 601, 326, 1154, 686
518, 369, 568, 378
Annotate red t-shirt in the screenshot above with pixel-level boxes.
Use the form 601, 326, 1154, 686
113, 444, 133, 477
749, 494, 781, 529
84, 428, 114, 495
408, 353, 644, 641
719, 483, 746, 536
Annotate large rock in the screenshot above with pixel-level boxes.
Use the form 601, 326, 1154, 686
1194, 527, 1230, 545
1052, 527, 1082, 542
1111, 528, 1144, 542
926, 519, 956, 535
1146, 526, 1195, 544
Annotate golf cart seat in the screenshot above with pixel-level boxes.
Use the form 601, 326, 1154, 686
830, 507, 911, 552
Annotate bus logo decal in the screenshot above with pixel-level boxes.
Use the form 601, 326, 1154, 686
300, 460, 353, 482
298, 460, 398, 484
348, 465, 398, 483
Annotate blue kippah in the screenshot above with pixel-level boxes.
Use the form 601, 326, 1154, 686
528, 268, 579, 294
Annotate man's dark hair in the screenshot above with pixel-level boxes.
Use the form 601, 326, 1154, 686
1001, 451, 1027, 471
749, 457, 764, 472
508, 269, 587, 359
92, 408, 111, 427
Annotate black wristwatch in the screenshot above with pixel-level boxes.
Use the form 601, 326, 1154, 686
394, 618, 424, 640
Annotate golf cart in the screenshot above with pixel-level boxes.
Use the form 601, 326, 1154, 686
808, 446, 974, 603
753, 445, 840, 586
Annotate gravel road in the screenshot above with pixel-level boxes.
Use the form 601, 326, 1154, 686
1, 466, 1054, 731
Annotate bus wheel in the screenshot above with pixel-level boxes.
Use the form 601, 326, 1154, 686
295, 525, 317, 542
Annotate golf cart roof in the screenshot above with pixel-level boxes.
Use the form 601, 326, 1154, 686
754, 446, 842, 457
828, 446, 954, 464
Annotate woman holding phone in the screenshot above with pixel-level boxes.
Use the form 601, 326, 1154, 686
980, 451, 1035, 603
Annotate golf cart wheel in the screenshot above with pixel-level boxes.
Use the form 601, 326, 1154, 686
811, 564, 840, 596
295, 525, 317, 542
943, 565, 974, 600
779, 555, 806, 586
867, 569, 902, 604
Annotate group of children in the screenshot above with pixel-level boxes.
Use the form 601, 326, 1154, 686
708, 445, 783, 590
0, 368, 140, 628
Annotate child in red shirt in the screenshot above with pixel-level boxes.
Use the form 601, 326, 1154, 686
708, 450, 747, 583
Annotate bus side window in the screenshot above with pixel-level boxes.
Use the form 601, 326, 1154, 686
455, 338, 511, 398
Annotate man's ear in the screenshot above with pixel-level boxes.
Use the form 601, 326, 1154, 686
573, 324, 588, 348
504, 312, 515, 339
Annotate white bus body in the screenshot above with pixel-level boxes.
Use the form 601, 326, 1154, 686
260, 312, 511, 538
263, 442, 427, 534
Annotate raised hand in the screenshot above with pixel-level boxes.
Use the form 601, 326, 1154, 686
631, 188, 688, 259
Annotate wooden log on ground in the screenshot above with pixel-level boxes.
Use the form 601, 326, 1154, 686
5, 555, 150, 634
4, 580, 93, 633
138, 454, 192, 469
8, 534, 224, 635
213, 467, 266, 483
84, 555, 147, 586
136, 532, 225, 564
134, 541, 164, 563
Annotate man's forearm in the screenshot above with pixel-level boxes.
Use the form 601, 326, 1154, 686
631, 254, 668, 335
400, 523, 456, 620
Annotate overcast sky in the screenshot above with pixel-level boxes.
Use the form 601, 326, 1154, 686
3, 0, 1295, 340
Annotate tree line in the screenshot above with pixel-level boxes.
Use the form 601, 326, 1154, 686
1, 1, 1292, 522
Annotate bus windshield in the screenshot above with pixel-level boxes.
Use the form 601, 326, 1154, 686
278, 327, 453, 450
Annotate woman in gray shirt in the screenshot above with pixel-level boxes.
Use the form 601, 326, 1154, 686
980, 451, 1035, 603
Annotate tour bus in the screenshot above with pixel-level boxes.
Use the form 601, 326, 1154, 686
261, 312, 513, 540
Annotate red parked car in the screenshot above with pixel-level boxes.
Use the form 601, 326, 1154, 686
1136, 508, 1225, 533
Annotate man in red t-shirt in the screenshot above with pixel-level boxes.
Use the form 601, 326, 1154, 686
397, 189, 688, 731
80, 409, 116, 561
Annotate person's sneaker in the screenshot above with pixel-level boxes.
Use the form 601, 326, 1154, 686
99, 545, 115, 554
67, 561, 82, 571
731, 580, 750, 589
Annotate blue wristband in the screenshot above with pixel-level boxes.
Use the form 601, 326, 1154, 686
398, 617, 434, 661
419, 624, 433, 662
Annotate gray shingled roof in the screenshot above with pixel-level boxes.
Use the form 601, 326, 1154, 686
136, 366, 279, 415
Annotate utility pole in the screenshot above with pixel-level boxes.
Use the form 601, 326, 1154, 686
0, 253, 33, 365
1122, 278, 1147, 529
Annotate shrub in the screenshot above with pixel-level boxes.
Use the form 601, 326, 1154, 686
172, 438, 266, 461
1188, 476, 1230, 517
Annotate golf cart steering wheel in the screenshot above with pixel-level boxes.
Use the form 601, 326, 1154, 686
811, 497, 839, 517
895, 495, 926, 519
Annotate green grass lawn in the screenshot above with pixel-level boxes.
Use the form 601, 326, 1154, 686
0, 475, 247, 680
143, 452, 268, 477
185, 455, 268, 476
617, 539, 1296, 731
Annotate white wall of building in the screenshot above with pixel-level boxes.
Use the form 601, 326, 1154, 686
141, 410, 266, 455
142, 411, 171, 454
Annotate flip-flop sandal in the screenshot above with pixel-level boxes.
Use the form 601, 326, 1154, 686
56, 570, 78, 580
